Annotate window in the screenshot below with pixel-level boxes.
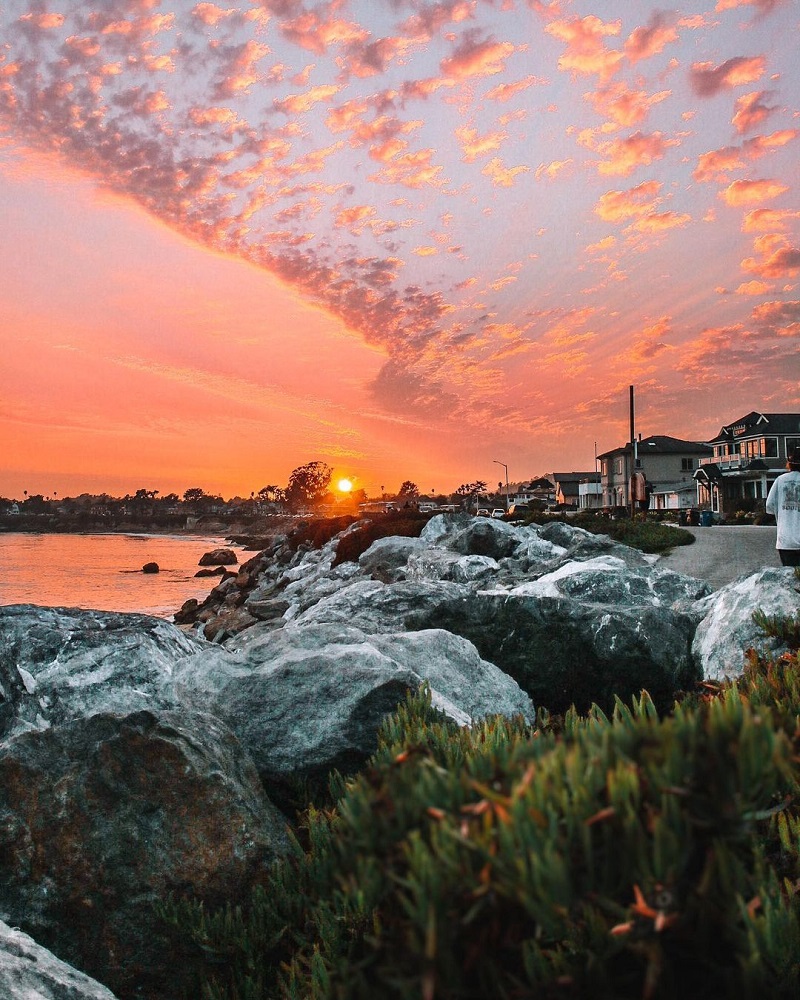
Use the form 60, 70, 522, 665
761, 438, 778, 458
614, 458, 623, 475
601, 460, 608, 476
681, 458, 695, 471
786, 438, 800, 458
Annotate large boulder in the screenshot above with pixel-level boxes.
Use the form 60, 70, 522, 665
198, 547, 237, 566
358, 535, 424, 580
291, 579, 470, 632
406, 549, 499, 584
0, 606, 204, 740
449, 518, 520, 559
0, 920, 118, 1000
407, 591, 699, 715
493, 555, 710, 612
0, 709, 290, 1000
174, 623, 534, 787
692, 568, 800, 681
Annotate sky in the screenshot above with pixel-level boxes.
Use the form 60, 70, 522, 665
0, 0, 798, 500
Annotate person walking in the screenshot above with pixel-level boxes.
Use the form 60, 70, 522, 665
765, 448, 800, 566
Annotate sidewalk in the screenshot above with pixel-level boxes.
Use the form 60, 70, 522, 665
655, 524, 780, 590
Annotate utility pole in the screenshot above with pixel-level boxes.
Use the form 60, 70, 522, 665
629, 385, 636, 520
493, 460, 509, 509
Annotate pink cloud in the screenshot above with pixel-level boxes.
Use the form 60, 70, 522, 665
212, 39, 270, 97
630, 211, 692, 233
689, 56, 766, 97
741, 234, 800, 278
535, 158, 572, 181
485, 75, 544, 102
732, 91, 779, 134
695, 130, 798, 182
280, 10, 368, 55
455, 125, 507, 162
547, 15, 623, 81
440, 31, 516, 79
192, 4, 237, 27
274, 83, 342, 115
401, 1, 474, 40
369, 148, 445, 189
595, 131, 677, 177
18, 12, 65, 29
595, 180, 661, 222
735, 280, 772, 295
751, 299, 800, 337
481, 157, 530, 187
624, 12, 679, 63
742, 208, 800, 232
720, 178, 789, 206
585, 82, 670, 126
715, 0, 785, 13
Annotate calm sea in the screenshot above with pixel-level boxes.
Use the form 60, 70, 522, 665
0, 532, 241, 619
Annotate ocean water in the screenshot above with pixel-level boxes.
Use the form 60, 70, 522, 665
0, 532, 241, 619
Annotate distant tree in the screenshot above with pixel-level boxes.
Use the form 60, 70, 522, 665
258, 485, 287, 504
455, 480, 488, 510
286, 462, 332, 511
183, 487, 206, 506
397, 481, 419, 499
21, 493, 48, 512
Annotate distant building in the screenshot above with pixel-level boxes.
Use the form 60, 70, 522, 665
694, 411, 800, 517
550, 471, 598, 508
598, 435, 712, 511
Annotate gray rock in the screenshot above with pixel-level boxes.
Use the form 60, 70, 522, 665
494, 555, 710, 611
406, 549, 499, 584
0, 709, 289, 1000
0, 606, 204, 741
198, 547, 237, 566
692, 567, 800, 681
0, 920, 119, 1000
358, 535, 424, 580
407, 590, 698, 715
291, 578, 469, 632
174, 623, 533, 785
449, 518, 520, 559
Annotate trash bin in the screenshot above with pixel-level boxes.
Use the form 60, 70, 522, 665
700, 510, 714, 527
687, 508, 700, 526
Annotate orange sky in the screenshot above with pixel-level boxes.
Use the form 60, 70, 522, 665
1, 0, 798, 500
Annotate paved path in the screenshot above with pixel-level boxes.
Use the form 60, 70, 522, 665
655, 524, 780, 590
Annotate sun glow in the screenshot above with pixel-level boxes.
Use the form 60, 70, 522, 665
337, 478, 353, 493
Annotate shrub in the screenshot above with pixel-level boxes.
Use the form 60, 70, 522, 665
169, 656, 800, 1000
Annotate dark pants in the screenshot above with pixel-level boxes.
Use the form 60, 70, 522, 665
778, 549, 800, 567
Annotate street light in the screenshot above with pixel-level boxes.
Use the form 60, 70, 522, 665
493, 460, 509, 509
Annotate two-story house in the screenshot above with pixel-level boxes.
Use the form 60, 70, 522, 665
597, 435, 712, 511
550, 471, 599, 509
693, 411, 800, 517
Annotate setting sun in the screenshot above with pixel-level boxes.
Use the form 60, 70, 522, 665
337, 478, 353, 494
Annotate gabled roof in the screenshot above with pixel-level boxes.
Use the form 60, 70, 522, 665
710, 412, 800, 443
597, 435, 712, 460
550, 471, 598, 483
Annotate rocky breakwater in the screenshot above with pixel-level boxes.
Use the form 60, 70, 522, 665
1, 513, 798, 999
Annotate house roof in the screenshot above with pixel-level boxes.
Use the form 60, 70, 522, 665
709, 412, 800, 443
550, 471, 598, 483
597, 435, 712, 460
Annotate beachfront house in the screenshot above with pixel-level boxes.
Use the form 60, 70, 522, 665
693, 411, 800, 518
598, 435, 712, 512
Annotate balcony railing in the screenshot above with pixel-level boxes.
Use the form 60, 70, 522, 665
699, 455, 743, 468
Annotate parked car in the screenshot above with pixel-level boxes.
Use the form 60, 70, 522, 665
507, 503, 531, 518
476, 508, 490, 517
491, 508, 506, 519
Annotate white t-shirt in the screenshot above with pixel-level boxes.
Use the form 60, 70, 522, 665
765, 470, 800, 550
